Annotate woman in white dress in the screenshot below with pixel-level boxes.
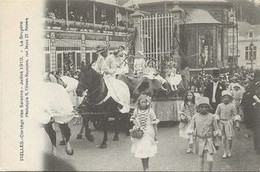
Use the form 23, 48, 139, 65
134, 51, 146, 75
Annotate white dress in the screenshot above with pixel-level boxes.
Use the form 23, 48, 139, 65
39, 82, 75, 124
143, 67, 167, 84
134, 58, 146, 74
130, 108, 159, 158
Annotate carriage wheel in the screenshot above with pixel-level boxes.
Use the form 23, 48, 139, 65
93, 120, 102, 130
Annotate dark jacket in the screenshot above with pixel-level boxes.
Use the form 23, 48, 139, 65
204, 81, 226, 106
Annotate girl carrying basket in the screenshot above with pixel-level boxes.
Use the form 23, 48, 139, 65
130, 94, 159, 171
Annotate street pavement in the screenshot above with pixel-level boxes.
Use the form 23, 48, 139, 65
45, 120, 260, 171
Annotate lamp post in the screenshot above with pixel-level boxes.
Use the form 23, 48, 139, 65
250, 41, 254, 70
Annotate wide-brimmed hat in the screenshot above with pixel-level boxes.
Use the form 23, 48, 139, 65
221, 90, 232, 97
232, 83, 241, 89
119, 45, 125, 50
146, 59, 156, 66
197, 97, 210, 107
137, 50, 144, 56
95, 46, 107, 54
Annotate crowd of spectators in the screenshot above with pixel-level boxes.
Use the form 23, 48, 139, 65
44, 4, 133, 31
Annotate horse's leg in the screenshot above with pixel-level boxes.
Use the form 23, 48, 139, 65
85, 116, 94, 142
122, 113, 132, 136
113, 112, 120, 141
59, 123, 74, 155
99, 116, 108, 149
44, 122, 57, 156
76, 115, 86, 139
58, 124, 66, 145
76, 119, 84, 139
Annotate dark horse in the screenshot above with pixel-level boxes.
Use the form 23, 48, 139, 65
76, 65, 131, 149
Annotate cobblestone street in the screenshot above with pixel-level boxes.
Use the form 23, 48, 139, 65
44, 121, 260, 171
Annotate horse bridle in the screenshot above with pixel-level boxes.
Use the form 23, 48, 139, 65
81, 68, 107, 105
86, 84, 102, 98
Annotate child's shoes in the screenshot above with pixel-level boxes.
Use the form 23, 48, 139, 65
186, 148, 192, 154
222, 153, 227, 159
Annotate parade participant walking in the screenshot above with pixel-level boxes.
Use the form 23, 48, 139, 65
231, 83, 244, 118
189, 97, 220, 171
204, 69, 226, 113
215, 90, 241, 158
191, 85, 202, 104
130, 94, 159, 171
252, 70, 260, 154
241, 80, 255, 129
134, 51, 146, 75
179, 90, 197, 154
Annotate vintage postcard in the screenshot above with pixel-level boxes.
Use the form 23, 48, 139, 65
1, 0, 260, 171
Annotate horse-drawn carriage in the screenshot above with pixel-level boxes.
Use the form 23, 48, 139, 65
43, 63, 183, 156
75, 67, 183, 134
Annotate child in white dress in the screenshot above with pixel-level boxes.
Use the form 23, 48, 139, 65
130, 94, 159, 171
143, 61, 167, 91
179, 90, 197, 153
189, 97, 220, 171
215, 90, 241, 158
134, 51, 146, 75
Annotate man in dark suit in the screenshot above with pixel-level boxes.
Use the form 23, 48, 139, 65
204, 69, 226, 113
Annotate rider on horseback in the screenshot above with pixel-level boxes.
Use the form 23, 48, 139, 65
94, 46, 117, 78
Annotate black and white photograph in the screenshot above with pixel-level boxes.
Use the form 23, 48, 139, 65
1, 0, 260, 171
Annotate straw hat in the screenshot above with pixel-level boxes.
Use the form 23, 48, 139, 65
197, 97, 210, 107
137, 50, 144, 57
232, 83, 241, 89
221, 90, 232, 97
95, 46, 107, 54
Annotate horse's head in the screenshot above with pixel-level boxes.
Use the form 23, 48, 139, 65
76, 63, 100, 97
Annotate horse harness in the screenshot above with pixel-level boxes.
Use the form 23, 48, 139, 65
84, 77, 108, 106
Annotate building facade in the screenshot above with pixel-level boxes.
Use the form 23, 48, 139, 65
123, 0, 238, 70
238, 22, 260, 70
44, 0, 134, 74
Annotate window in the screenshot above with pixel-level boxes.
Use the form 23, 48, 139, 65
76, 53, 81, 70
57, 53, 62, 72
245, 46, 257, 60
245, 46, 249, 60
45, 54, 50, 72
85, 53, 90, 64
253, 46, 257, 60
92, 53, 98, 62
249, 32, 253, 38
